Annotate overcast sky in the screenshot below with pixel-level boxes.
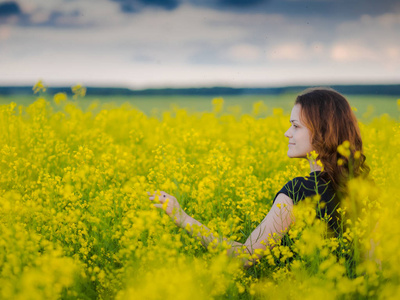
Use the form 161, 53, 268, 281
1, 0, 400, 88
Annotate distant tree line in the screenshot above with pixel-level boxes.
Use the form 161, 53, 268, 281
0, 85, 399, 97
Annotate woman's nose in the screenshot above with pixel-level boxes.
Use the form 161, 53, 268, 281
284, 128, 291, 138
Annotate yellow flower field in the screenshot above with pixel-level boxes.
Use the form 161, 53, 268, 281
0, 85, 399, 299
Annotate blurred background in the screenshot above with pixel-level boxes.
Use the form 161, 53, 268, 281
0, 0, 399, 116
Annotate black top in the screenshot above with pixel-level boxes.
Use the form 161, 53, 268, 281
273, 171, 341, 236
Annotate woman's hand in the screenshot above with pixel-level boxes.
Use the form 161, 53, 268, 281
148, 191, 188, 227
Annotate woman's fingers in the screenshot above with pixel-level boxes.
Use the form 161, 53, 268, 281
153, 203, 163, 209
149, 195, 164, 203
148, 191, 167, 203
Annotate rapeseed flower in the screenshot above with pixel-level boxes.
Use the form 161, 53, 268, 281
32, 80, 46, 94
0, 87, 397, 299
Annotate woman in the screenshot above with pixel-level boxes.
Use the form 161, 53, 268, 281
148, 87, 370, 266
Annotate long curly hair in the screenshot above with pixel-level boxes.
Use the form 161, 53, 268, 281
295, 87, 370, 196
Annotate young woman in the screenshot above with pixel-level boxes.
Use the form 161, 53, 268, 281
148, 87, 370, 266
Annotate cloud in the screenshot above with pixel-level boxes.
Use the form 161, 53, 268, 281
21, 9, 88, 28
0, 0, 121, 28
330, 13, 400, 69
0, 1, 21, 17
330, 44, 378, 62
218, 0, 268, 7
227, 44, 262, 62
190, 0, 400, 19
0, 1, 21, 25
267, 43, 307, 60
1, 0, 399, 87
4, 0, 400, 29
328, 42, 400, 73
112, 0, 271, 14
112, 0, 180, 13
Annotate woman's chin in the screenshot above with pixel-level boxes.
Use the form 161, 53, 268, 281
287, 152, 303, 159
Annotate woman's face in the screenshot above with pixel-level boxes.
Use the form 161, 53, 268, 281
284, 104, 314, 158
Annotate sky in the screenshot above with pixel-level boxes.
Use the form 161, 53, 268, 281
0, 0, 400, 89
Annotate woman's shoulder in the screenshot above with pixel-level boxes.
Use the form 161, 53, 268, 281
283, 171, 324, 187
281, 174, 317, 192
273, 171, 334, 204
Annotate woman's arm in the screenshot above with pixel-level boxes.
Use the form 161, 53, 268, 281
148, 191, 294, 266
365, 221, 381, 268
148, 191, 217, 246
241, 193, 294, 257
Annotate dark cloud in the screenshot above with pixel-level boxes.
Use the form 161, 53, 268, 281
218, 0, 267, 7
190, 0, 400, 18
0, 1, 21, 17
113, 0, 180, 13
14, 10, 90, 28
0, 1, 92, 28
190, 0, 269, 11
28, 10, 89, 28
263, 0, 400, 18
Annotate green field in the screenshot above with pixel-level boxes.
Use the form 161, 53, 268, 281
1, 93, 398, 122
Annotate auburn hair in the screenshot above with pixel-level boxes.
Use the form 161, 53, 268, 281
295, 87, 370, 195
